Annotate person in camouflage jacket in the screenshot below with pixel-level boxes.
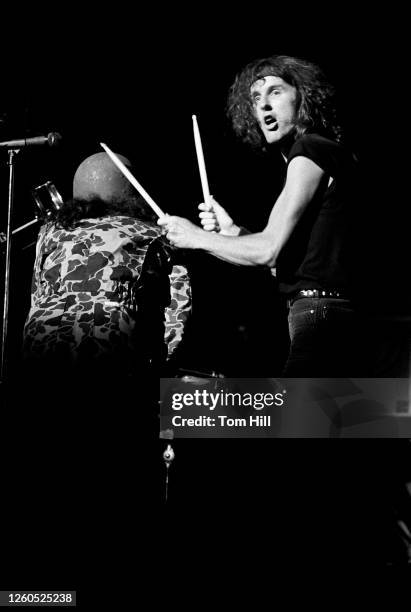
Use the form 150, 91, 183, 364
23, 152, 191, 379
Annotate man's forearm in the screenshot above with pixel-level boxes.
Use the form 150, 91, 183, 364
196, 230, 275, 267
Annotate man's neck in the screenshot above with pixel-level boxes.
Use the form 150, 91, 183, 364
280, 134, 296, 161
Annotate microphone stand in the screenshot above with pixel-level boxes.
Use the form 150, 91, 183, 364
1, 148, 20, 384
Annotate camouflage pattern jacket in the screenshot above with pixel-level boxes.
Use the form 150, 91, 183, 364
23, 215, 191, 373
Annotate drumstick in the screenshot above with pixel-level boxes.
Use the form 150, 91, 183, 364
192, 115, 212, 211
100, 143, 165, 218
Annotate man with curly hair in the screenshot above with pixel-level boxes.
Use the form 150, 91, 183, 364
159, 55, 362, 376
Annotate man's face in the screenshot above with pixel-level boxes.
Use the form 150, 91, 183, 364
251, 76, 298, 145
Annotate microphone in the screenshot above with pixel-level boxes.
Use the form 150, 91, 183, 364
0, 132, 62, 149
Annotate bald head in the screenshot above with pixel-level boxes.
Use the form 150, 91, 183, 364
73, 152, 134, 202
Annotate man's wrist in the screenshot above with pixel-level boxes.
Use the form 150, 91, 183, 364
197, 228, 215, 249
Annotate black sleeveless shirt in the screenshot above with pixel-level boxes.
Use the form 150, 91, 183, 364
277, 134, 359, 297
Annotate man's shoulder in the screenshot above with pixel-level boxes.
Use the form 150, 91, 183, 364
289, 134, 355, 174
95, 215, 159, 230
291, 133, 342, 154
80, 215, 162, 240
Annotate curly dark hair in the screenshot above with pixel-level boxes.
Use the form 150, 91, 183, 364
227, 55, 342, 149
54, 195, 156, 230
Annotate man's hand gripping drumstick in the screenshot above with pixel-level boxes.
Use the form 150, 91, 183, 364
192, 115, 241, 236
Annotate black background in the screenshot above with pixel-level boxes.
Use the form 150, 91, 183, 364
1, 8, 410, 600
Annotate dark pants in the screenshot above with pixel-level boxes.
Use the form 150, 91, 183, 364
283, 297, 361, 377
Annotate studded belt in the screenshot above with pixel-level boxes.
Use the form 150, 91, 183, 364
287, 289, 350, 308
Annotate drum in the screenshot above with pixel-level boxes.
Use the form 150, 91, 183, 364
31, 181, 64, 221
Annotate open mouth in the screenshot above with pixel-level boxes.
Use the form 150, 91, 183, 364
264, 116, 278, 130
